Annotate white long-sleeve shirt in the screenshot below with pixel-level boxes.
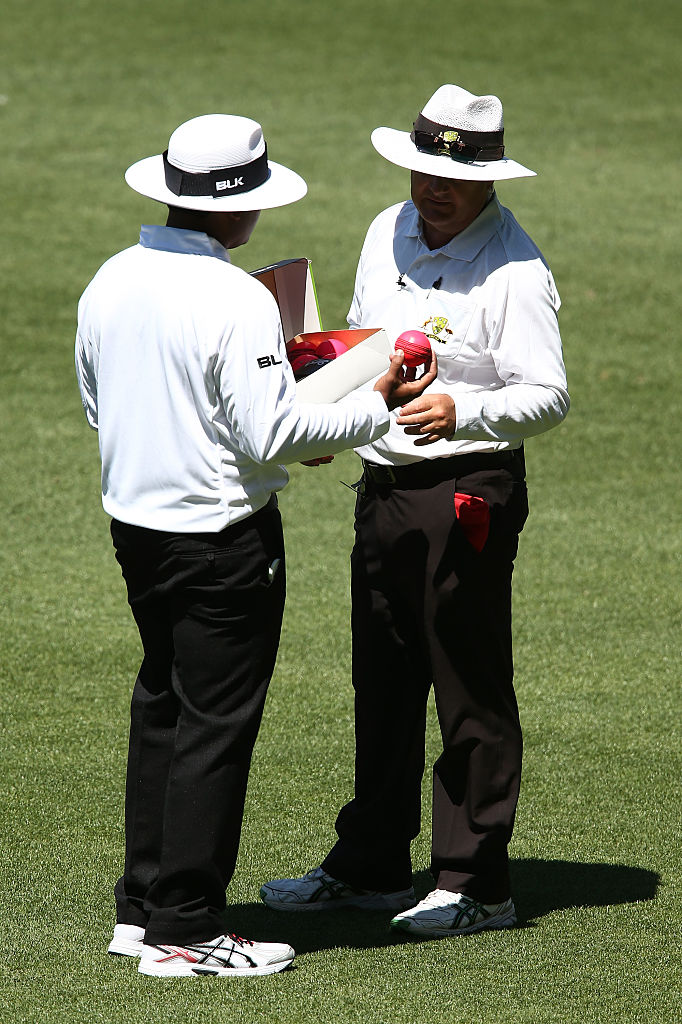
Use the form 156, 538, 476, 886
75, 225, 389, 531
348, 195, 569, 465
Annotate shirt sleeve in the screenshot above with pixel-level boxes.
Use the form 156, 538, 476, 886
347, 246, 365, 330
215, 286, 390, 465
75, 298, 99, 431
451, 259, 569, 443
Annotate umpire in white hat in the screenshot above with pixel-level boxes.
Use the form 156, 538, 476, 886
262, 85, 569, 937
75, 112, 435, 977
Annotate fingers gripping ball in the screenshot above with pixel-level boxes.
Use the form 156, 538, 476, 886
395, 330, 432, 381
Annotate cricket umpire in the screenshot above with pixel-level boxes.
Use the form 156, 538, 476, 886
261, 85, 569, 937
75, 113, 435, 977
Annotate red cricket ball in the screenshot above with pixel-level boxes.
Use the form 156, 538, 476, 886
289, 350, 319, 376
288, 340, 317, 358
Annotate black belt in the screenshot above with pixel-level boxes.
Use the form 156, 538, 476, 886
362, 448, 524, 488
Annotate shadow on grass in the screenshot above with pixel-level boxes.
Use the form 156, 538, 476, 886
510, 858, 659, 925
224, 859, 659, 953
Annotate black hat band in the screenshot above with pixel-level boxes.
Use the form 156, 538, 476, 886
163, 145, 269, 198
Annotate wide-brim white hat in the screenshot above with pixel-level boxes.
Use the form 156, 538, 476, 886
371, 84, 536, 182
125, 113, 307, 212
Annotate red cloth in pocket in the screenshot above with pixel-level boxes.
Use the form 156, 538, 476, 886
454, 492, 490, 552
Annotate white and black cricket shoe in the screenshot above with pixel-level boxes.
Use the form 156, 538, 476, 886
260, 866, 415, 912
390, 889, 517, 938
138, 933, 295, 977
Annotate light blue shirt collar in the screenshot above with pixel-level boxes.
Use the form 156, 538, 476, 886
139, 224, 231, 263
404, 194, 503, 262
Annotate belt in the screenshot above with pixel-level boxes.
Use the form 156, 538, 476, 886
362, 448, 524, 489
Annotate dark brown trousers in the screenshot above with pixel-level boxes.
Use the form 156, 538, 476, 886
323, 450, 528, 903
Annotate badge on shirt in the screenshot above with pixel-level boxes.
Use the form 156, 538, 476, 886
420, 315, 454, 345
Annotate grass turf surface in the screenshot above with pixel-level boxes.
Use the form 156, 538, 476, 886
1, 0, 680, 1021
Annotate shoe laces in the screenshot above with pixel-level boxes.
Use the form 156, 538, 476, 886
423, 889, 466, 908
226, 933, 254, 947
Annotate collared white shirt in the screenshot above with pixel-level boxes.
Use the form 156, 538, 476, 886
76, 225, 389, 531
348, 195, 569, 465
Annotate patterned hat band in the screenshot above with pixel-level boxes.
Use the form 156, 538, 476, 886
410, 114, 505, 163
162, 145, 270, 198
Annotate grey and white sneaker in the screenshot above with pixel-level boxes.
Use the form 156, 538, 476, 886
108, 923, 145, 957
260, 866, 415, 912
390, 889, 517, 937
138, 933, 295, 977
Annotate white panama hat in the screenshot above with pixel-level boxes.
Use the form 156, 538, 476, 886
371, 84, 536, 181
125, 113, 307, 212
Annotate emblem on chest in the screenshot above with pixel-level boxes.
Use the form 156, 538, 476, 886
421, 316, 454, 345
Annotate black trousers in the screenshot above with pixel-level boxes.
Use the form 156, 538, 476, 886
110, 496, 285, 945
323, 451, 528, 903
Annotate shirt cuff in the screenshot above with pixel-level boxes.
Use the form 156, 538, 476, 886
450, 390, 484, 440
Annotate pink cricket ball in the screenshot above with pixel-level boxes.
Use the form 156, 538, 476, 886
395, 330, 432, 368
316, 338, 349, 360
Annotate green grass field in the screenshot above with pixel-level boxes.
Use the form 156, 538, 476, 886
1, 0, 680, 1021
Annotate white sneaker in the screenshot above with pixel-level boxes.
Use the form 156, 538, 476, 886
390, 889, 517, 937
108, 923, 145, 957
138, 933, 295, 977
260, 866, 415, 912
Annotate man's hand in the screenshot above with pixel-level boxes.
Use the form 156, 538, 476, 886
373, 349, 438, 411
396, 393, 456, 445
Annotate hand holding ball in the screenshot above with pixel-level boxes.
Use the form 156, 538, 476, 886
395, 330, 432, 381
